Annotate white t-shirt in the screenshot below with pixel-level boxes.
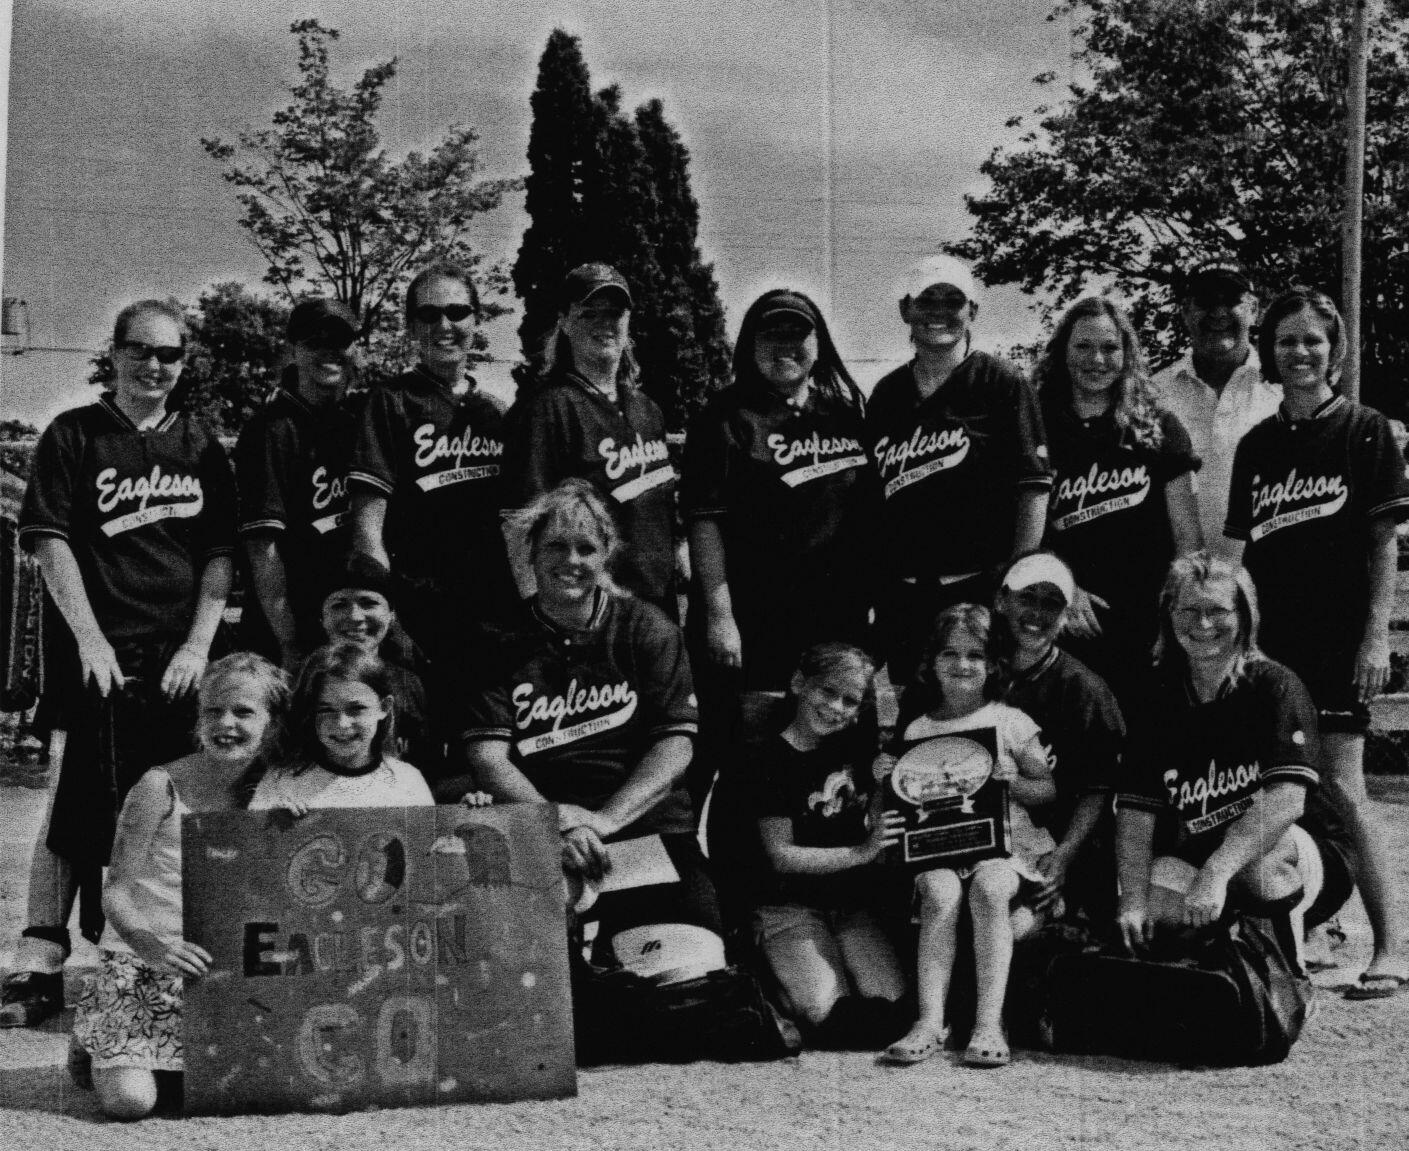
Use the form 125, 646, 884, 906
901, 701, 1056, 865
249, 757, 434, 811
1152, 351, 1281, 547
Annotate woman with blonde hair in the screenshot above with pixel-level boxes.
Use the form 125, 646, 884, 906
1035, 296, 1202, 695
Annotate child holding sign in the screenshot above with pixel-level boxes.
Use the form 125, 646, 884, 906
878, 605, 1055, 1068
251, 644, 434, 812
72, 653, 289, 1120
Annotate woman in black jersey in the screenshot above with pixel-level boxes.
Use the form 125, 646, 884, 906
502, 264, 677, 618
1115, 554, 1318, 953
1035, 297, 1202, 696
684, 289, 876, 813
684, 289, 876, 692
1226, 287, 1409, 997
6, 300, 235, 1026
348, 262, 513, 686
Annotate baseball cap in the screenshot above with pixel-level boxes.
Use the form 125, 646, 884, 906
1001, 553, 1076, 605
287, 297, 358, 345
561, 263, 633, 308
899, 255, 979, 304
1180, 258, 1255, 299
757, 291, 820, 332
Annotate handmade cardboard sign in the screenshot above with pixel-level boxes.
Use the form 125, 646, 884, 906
182, 804, 576, 1115
884, 727, 1012, 870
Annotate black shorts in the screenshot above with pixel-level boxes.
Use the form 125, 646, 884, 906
1263, 628, 1370, 736
1304, 833, 1356, 931
46, 641, 198, 868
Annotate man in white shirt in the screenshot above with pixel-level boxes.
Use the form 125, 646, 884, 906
1152, 259, 1281, 552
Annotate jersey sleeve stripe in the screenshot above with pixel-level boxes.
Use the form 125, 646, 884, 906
1115, 792, 1165, 814
1017, 475, 1055, 490
16, 524, 69, 545
1262, 764, 1319, 788
683, 505, 729, 519
346, 470, 394, 495
461, 726, 513, 743
238, 518, 288, 535
648, 721, 698, 739
1366, 496, 1409, 520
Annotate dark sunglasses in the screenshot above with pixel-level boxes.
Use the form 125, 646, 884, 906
1190, 290, 1250, 308
412, 303, 475, 325
298, 331, 357, 352
911, 292, 969, 313
118, 340, 185, 365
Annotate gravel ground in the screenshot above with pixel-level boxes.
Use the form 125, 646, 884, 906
2, 772, 1407, 1150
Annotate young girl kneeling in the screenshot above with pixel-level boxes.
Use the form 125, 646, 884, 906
879, 605, 1056, 1067
73, 653, 289, 1120
750, 643, 907, 1048
251, 644, 434, 812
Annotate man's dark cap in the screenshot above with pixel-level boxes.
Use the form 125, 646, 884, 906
287, 297, 359, 344
1179, 259, 1256, 299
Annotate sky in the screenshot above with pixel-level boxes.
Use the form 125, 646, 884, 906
1, 0, 1072, 426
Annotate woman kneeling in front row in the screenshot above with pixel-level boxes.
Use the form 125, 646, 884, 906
1115, 553, 1317, 956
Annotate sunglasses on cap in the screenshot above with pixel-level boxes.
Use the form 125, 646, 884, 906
118, 340, 185, 365
412, 303, 475, 325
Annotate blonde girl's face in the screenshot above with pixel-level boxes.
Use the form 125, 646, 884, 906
315, 679, 390, 771
199, 674, 275, 766
933, 625, 991, 704
794, 666, 869, 739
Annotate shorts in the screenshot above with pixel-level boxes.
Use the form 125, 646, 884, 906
909, 855, 1046, 923
1262, 629, 1370, 736
73, 949, 184, 1071
1302, 830, 1355, 931
47, 642, 197, 869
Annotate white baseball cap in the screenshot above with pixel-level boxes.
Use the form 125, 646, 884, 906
1001, 553, 1076, 605
899, 255, 979, 304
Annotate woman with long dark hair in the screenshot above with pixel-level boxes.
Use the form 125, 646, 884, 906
684, 288, 876, 693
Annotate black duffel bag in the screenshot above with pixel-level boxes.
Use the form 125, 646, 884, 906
572, 960, 802, 1066
1043, 913, 1312, 1066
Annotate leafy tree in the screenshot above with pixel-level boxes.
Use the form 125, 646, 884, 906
201, 19, 518, 357
955, 0, 1409, 415
0, 419, 40, 481
180, 283, 291, 434
513, 31, 732, 427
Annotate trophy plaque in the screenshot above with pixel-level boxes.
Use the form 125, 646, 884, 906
884, 727, 1012, 871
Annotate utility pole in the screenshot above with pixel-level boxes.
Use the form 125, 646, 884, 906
1342, 0, 1371, 401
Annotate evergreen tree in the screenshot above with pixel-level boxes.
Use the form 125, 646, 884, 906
514, 31, 731, 427
513, 29, 598, 384
635, 99, 731, 425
